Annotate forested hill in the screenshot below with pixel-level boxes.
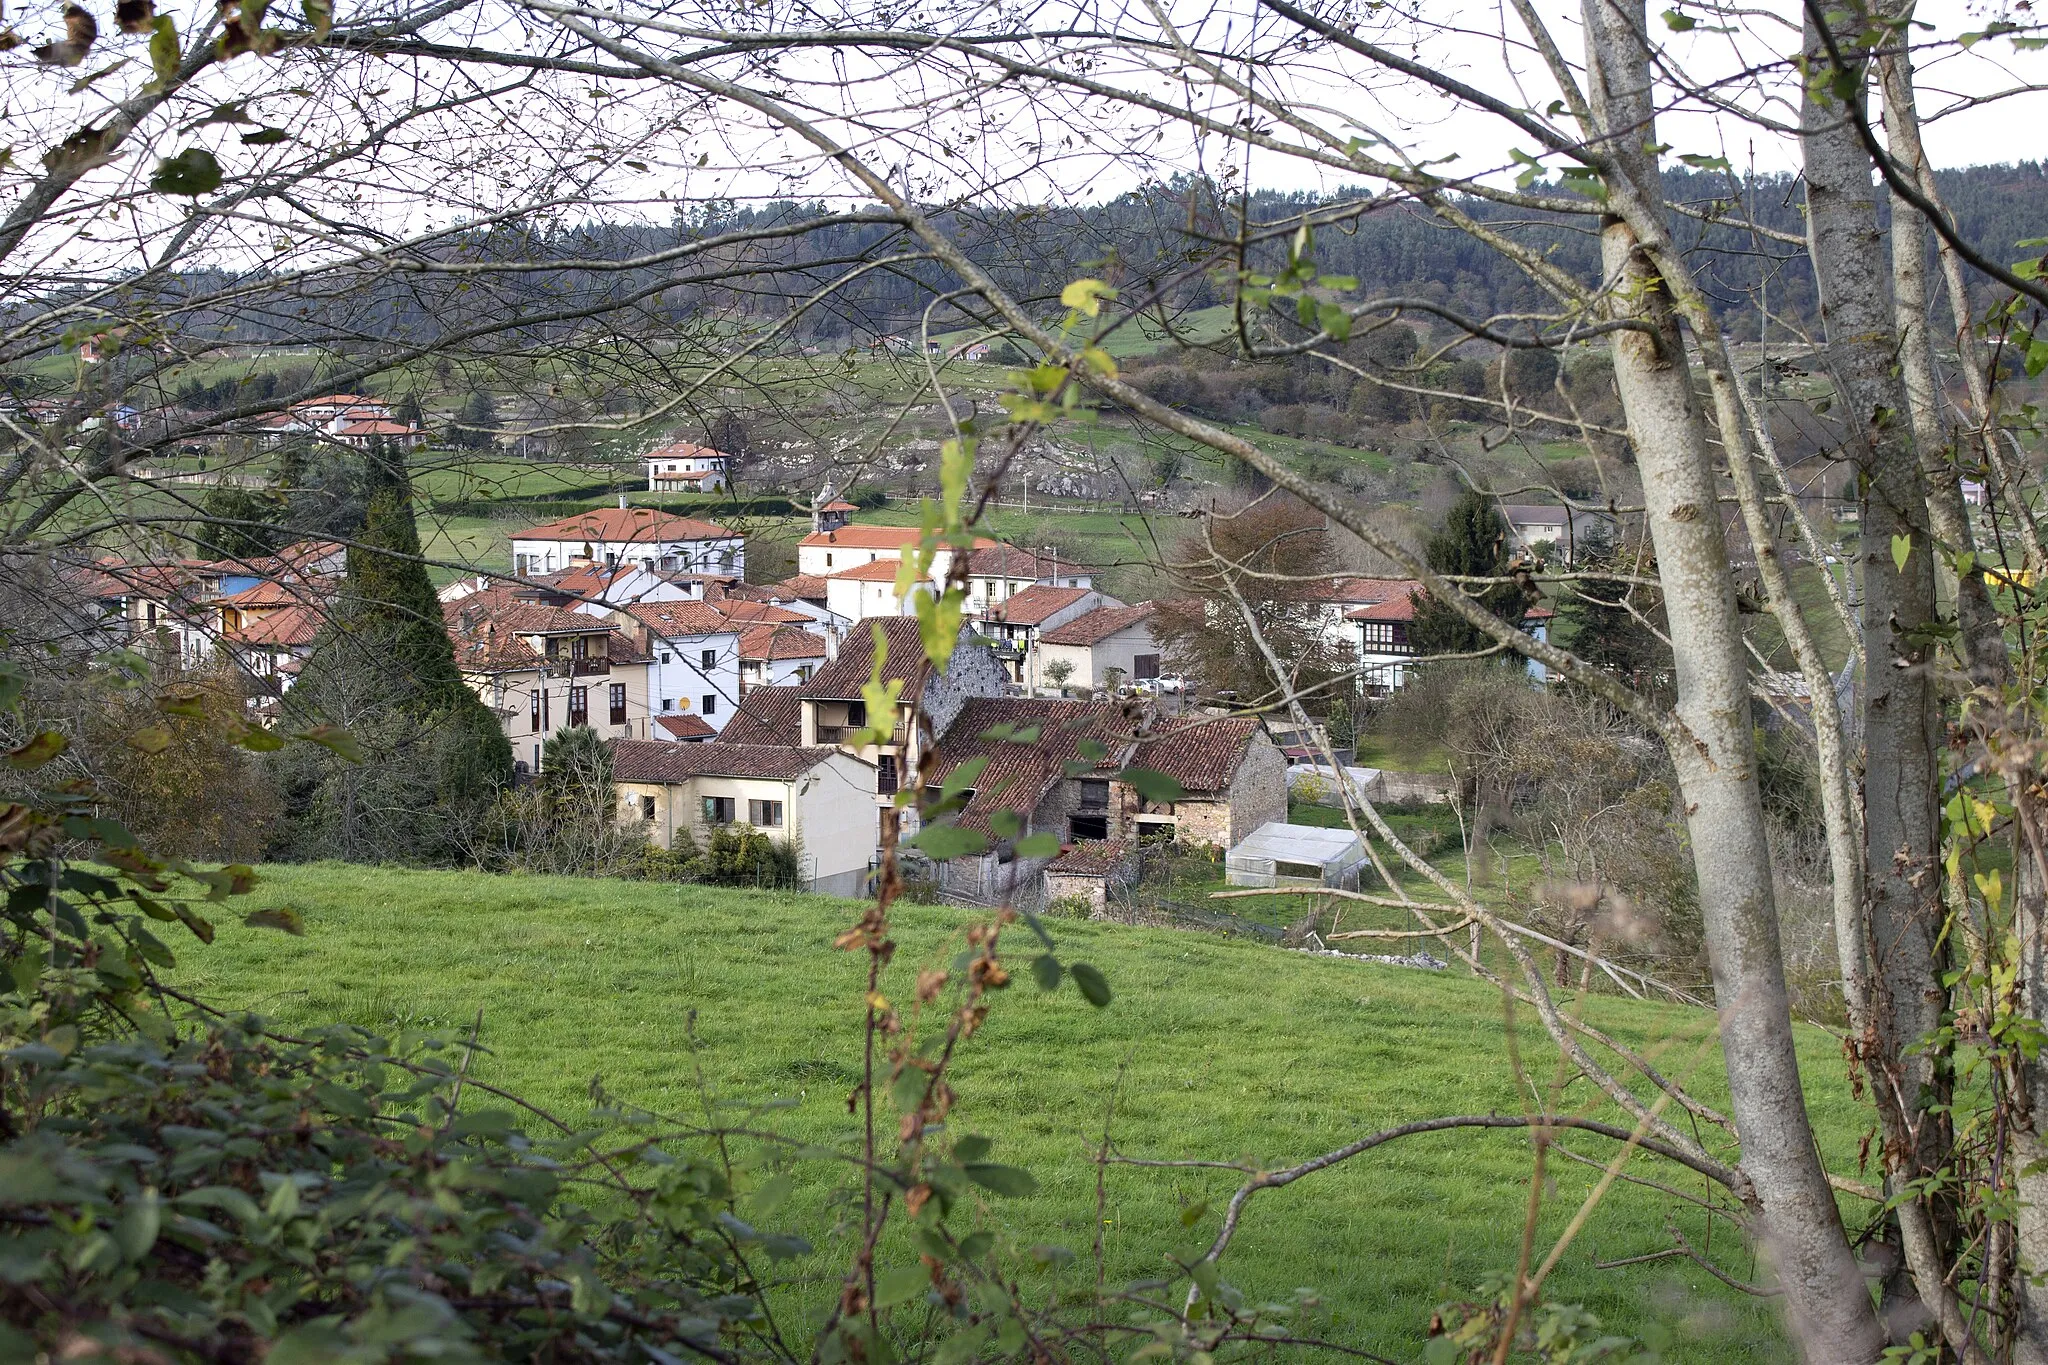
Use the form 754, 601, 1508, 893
102, 163, 2048, 353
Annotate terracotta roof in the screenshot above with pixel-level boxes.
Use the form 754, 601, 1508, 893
1302, 576, 1416, 605
719, 686, 804, 746
1346, 585, 1423, 623
799, 525, 998, 552
468, 602, 607, 635
966, 545, 1081, 579
775, 574, 830, 599
225, 603, 323, 647
984, 584, 1090, 625
612, 738, 842, 783
644, 440, 730, 463
512, 506, 733, 544
740, 623, 827, 661
1039, 603, 1157, 647
621, 600, 735, 639
654, 714, 717, 740
1127, 716, 1264, 795
1048, 839, 1132, 875
719, 600, 811, 625
217, 579, 304, 609
337, 419, 417, 437
828, 560, 911, 584
822, 499, 859, 513
453, 632, 543, 672
292, 393, 382, 408
929, 697, 1143, 834
798, 617, 932, 700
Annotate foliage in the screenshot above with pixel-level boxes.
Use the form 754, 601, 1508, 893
469, 727, 643, 874
698, 823, 800, 888
1408, 489, 1533, 658
1041, 657, 1074, 690
192, 486, 288, 560
1551, 531, 1670, 703
449, 391, 501, 449
79, 669, 283, 863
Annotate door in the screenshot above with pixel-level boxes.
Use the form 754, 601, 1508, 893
1132, 653, 1160, 681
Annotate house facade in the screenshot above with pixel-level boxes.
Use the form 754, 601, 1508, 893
642, 440, 731, 493
446, 598, 655, 773
616, 600, 744, 734
971, 585, 1114, 686
611, 740, 877, 896
1029, 603, 1158, 690
510, 504, 744, 578
794, 524, 995, 578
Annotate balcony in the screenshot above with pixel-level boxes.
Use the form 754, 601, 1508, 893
547, 657, 612, 677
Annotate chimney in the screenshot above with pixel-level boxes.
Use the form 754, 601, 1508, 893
618, 494, 628, 510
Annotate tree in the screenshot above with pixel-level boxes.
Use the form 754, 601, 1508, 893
1407, 489, 1531, 659
1041, 657, 1074, 692
449, 391, 500, 450
193, 486, 287, 560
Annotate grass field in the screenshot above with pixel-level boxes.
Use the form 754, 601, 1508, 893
168, 863, 1864, 1362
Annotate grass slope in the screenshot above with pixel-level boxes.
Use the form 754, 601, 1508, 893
173, 864, 1862, 1362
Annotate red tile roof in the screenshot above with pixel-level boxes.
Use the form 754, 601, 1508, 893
643, 440, 730, 463
1128, 716, 1265, 795
774, 574, 830, 598
225, 603, 323, 647
930, 697, 1143, 834
621, 600, 735, 639
983, 584, 1090, 625
612, 739, 843, 783
1303, 576, 1417, 605
800, 525, 998, 552
1038, 602, 1156, 647
798, 617, 932, 700
828, 560, 912, 584
512, 506, 733, 544
654, 714, 717, 740
718, 686, 803, 746
1346, 586, 1422, 622
718, 600, 811, 625
966, 545, 1076, 578
740, 623, 827, 661
1048, 839, 1132, 876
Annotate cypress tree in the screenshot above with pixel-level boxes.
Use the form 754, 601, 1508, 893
1408, 489, 1534, 658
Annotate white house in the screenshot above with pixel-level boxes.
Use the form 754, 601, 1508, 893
643, 440, 731, 493
964, 545, 1093, 615
1502, 504, 1615, 564
617, 600, 744, 733
738, 622, 827, 692
795, 523, 995, 578
1346, 580, 1554, 693
973, 585, 1112, 686
612, 740, 878, 897
822, 560, 934, 622
510, 502, 744, 578
1034, 602, 1161, 689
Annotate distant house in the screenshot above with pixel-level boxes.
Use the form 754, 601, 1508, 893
642, 440, 731, 493
445, 595, 655, 773
796, 616, 1007, 826
1034, 603, 1160, 690
1346, 580, 1554, 693
611, 740, 876, 896
964, 545, 1093, 610
615, 600, 743, 734
1501, 504, 1614, 564
795, 523, 996, 578
257, 395, 424, 451
973, 584, 1115, 686
739, 622, 826, 691
915, 700, 1285, 902
509, 502, 744, 578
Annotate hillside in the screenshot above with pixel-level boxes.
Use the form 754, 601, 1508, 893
172, 863, 1867, 1363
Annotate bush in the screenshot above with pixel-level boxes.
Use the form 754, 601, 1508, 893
700, 822, 801, 887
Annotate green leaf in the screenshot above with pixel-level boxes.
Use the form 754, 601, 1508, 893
1116, 767, 1184, 803
1060, 278, 1116, 318
1179, 1199, 1210, 1227
908, 825, 987, 861
126, 725, 173, 754
875, 1264, 931, 1309
148, 15, 181, 86
8, 731, 68, 769
243, 906, 304, 935
177, 1185, 261, 1226
953, 1134, 993, 1163
150, 147, 223, 196
918, 588, 965, 675
293, 724, 362, 762
1070, 962, 1113, 1008
989, 809, 1023, 839
240, 127, 290, 145
1892, 533, 1912, 574
963, 1163, 1038, 1197
1662, 9, 1697, 30
1030, 954, 1062, 991
1013, 832, 1061, 859
957, 1229, 995, 1260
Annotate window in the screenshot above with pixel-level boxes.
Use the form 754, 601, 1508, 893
795, 665, 812, 683
609, 683, 627, 725
1274, 860, 1323, 882
703, 796, 735, 824
702, 693, 717, 716
661, 651, 672, 664
847, 700, 866, 727
639, 795, 656, 821
530, 690, 542, 733
1078, 779, 1109, 810
701, 648, 717, 670
1068, 813, 1108, 841
748, 799, 784, 827
568, 686, 588, 728
662, 697, 675, 712
1132, 653, 1160, 681
1135, 819, 1176, 842
541, 687, 550, 730
876, 754, 898, 795
825, 553, 833, 568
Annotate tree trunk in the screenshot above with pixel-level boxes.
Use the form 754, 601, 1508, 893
1582, 3, 1883, 1356
1803, 6, 1954, 1349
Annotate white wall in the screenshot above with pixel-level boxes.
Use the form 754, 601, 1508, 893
794, 752, 880, 896
1033, 620, 1159, 688
511, 534, 746, 578
645, 630, 742, 730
